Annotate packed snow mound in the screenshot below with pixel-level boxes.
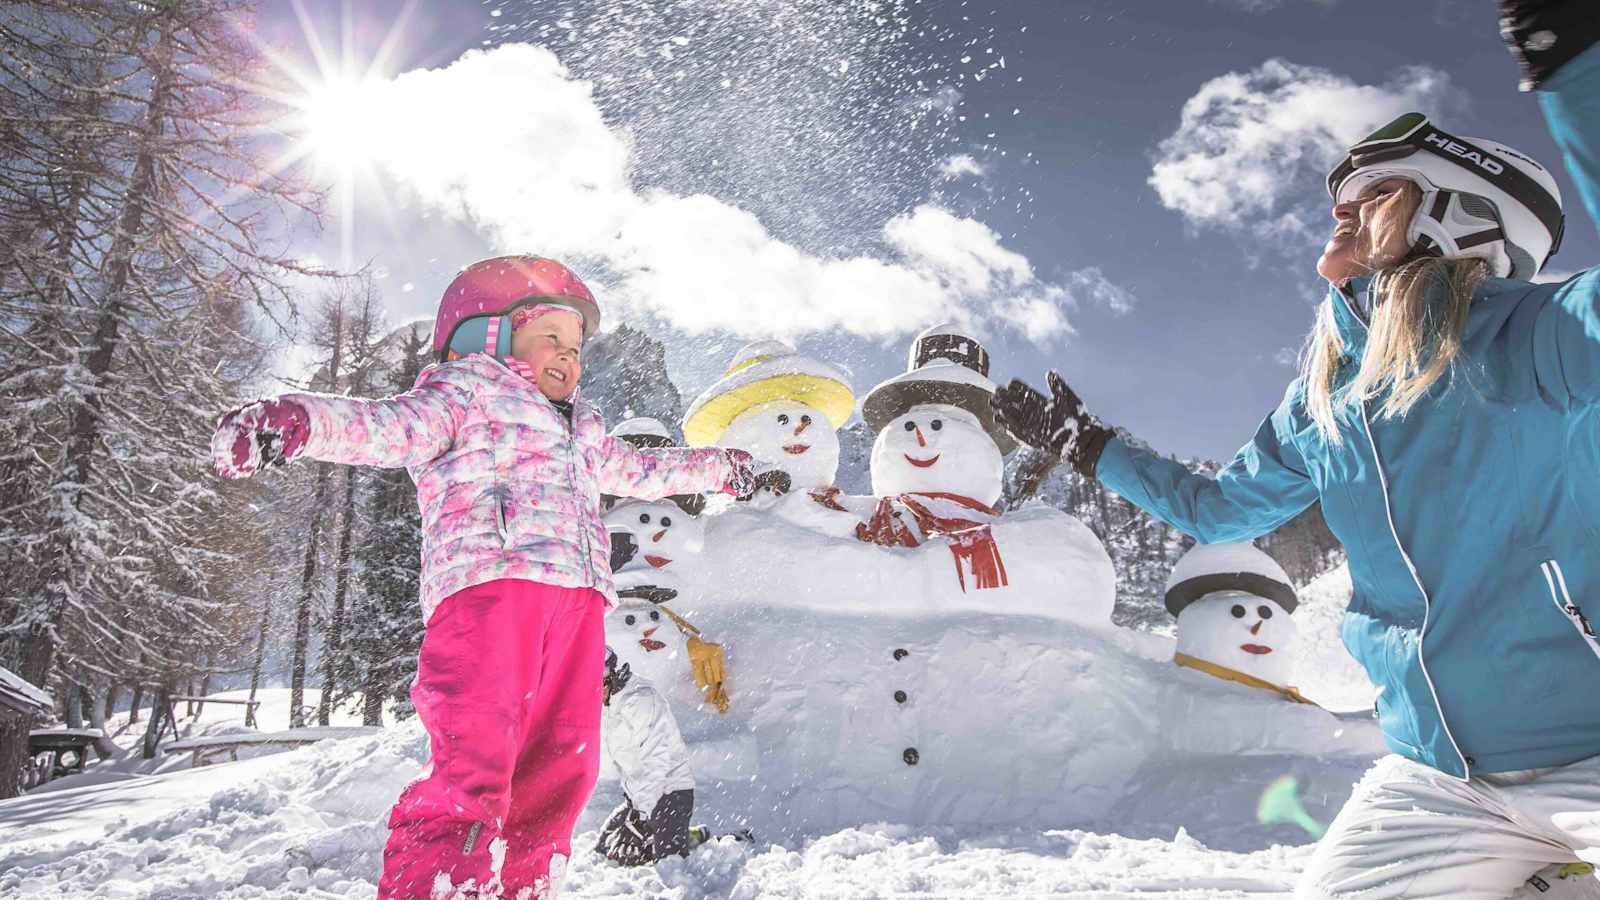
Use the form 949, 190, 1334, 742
630, 598, 1384, 847
1289, 562, 1378, 712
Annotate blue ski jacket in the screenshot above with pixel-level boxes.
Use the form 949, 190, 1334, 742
1096, 45, 1600, 779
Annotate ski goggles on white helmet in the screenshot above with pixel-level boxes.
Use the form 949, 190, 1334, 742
1326, 112, 1564, 280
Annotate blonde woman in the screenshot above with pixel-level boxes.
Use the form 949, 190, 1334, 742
994, 4, 1600, 898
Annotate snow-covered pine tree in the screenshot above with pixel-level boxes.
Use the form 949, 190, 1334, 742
0, 0, 326, 791
314, 278, 387, 726
345, 325, 431, 725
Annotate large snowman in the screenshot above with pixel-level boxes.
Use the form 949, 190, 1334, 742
682, 341, 855, 496
1166, 542, 1311, 703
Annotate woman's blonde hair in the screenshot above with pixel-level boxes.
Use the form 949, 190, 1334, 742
1301, 181, 1489, 443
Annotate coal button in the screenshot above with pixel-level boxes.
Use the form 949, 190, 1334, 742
903, 747, 919, 766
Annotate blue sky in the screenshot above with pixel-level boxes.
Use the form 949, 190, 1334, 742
262, 0, 1596, 462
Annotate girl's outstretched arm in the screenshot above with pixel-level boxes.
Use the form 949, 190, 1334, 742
596, 438, 747, 501
213, 364, 470, 477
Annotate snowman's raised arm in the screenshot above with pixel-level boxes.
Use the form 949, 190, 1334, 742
1092, 382, 1318, 544
595, 435, 734, 500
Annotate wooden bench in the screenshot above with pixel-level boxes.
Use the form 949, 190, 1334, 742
164, 726, 381, 768
26, 728, 105, 787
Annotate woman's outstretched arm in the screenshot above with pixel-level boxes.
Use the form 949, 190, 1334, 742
995, 375, 1318, 543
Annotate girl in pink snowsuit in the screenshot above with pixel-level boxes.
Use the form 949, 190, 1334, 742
212, 256, 755, 899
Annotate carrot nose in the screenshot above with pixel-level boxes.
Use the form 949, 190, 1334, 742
643, 626, 657, 638
652, 529, 667, 543
914, 426, 927, 447
1250, 620, 1263, 635
794, 418, 811, 436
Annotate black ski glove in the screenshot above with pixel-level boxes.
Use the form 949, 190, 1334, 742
990, 371, 1113, 478
1498, 0, 1600, 91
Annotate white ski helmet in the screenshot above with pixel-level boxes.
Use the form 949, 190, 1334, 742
1326, 112, 1564, 280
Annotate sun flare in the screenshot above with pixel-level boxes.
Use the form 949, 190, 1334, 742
297, 76, 383, 172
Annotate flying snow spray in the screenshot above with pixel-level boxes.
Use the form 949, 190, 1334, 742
1256, 775, 1326, 838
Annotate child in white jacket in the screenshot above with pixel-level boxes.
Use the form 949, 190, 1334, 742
598, 647, 696, 865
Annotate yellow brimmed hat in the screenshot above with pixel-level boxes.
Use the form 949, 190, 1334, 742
682, 341, 855, 447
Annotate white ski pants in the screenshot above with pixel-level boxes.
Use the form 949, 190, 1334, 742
1295, 753, 1600, 899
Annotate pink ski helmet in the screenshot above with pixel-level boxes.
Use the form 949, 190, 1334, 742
432, 255, 600, 363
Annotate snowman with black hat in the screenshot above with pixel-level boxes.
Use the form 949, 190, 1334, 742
800, 324, 1111, 607
1165, 542, 1314, 704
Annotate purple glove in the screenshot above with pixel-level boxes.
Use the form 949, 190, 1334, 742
719, 448, 760, 500
211, 398, 311, 479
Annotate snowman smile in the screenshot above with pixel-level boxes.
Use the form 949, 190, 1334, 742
782, 443, 810, 455
1239, 643, 1273, 655
639, 627, 666, 652
903, 453, 940, 468
644, 555, 672, 568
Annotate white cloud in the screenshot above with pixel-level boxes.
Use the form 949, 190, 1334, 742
938, 154, 986, 180
1148, 59, 1454, 244
318, 44, 1106, 344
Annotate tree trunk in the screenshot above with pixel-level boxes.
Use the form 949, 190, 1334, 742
289, 466, 332, 729
141, 683, 173, 760
247, 594, 271, 724
317, 468, 359, 725
128, 683, 144, 725
362, 674, 385, 727
0, 717, 36, 800
62, 682, 84, 730
103, 684, 118, 722
84, 677, 119, 760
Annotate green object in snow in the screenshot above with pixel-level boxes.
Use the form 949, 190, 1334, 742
1257, 775, 1326, 838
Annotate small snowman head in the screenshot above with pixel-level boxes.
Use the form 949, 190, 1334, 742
870, 403, 1003, 505
1165, 543, 1300, 687
604, 596, 685, 687
719, 398, 842, 491
603, 500, 705, 572
1174, 590, 1299, 685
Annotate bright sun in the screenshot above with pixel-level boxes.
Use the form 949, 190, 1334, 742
298, 76, 382, 171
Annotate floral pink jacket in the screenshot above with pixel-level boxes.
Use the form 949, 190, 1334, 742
286, 354, 732, 621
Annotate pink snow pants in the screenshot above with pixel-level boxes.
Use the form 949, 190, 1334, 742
377, 579, 606, 899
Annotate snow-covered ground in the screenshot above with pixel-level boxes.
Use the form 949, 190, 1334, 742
0, 555, 1374, 898
0, 715, 1318, 898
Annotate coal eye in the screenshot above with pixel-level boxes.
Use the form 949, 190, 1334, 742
638, 513, 650, 524
625, 615, 636, 625
800, 415, 812, 425
903, 421, 917, 432
777, 414, 790, 425
930, 419, 943, 431
1231, 604, 1246, 618
1258, 605, 1273, 619
660, 516, 672, 528
650, 611, 661, 621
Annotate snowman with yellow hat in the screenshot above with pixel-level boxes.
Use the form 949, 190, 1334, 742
682, 341, 855, 501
